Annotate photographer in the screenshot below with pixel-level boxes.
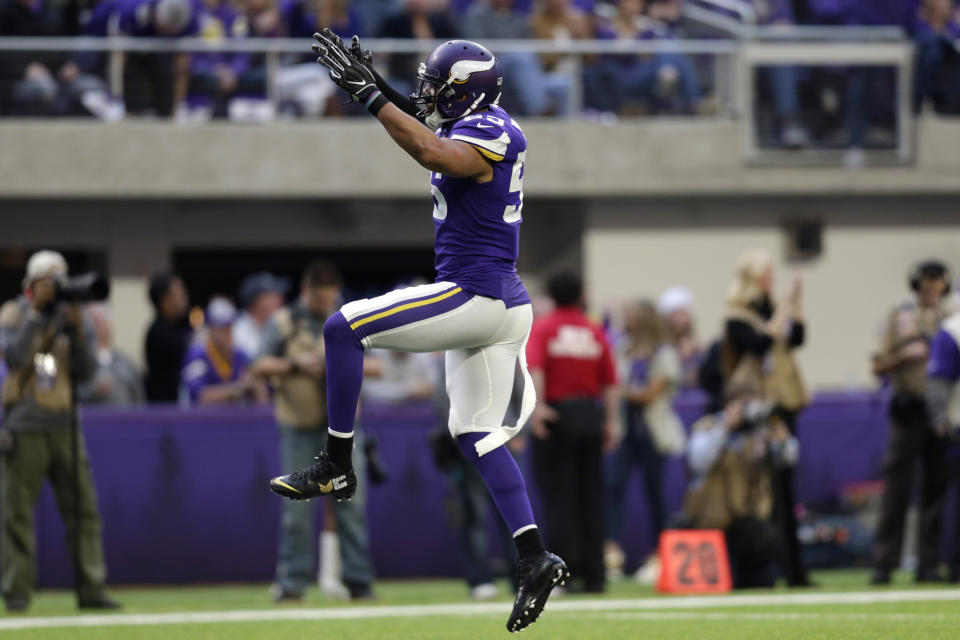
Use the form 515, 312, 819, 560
683, 383, 798, 589
870, 260, 952, 585
0, 251, 118, 612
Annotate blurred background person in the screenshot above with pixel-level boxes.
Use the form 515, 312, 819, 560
604, 299, 684, 581
723, 249, 810, 587
81, 0, 202, 117
462, 0, 570, 116
870, 260, 952, 585
531, 0, 590, 113
144, 272, 191, 403
657, 285, 702, 389
378, 0, 459, 96
0, 251, 119, 612
77, 304, 145, 406
181, 297, 267, 406
914, 0, 960, 114
923, 296, 960, 583
527, 271, 619, 593
252, 262, 375, 602
0, 0, 113, 118
361, 350, 437, 405
234, 272, 290, 360
683, 383, 798, 589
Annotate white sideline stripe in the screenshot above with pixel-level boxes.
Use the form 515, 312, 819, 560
1, 590, 958, 631
599, 612, 960, 622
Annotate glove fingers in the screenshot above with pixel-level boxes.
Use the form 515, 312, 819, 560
322, 27, 345, 50
327, 43, 352, 68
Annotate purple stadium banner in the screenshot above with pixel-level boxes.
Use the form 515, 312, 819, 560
30, 391, 957, 587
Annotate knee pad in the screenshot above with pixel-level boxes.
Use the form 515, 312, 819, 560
323, 311, 362, 349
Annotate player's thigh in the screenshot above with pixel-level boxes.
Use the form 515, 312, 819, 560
342, 283, 506, 353
445, 341, 523, 434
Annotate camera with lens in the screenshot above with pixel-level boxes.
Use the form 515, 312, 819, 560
55, 273, 110, 303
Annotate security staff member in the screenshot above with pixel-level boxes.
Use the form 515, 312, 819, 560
252, 262, 375, 602
870, 260, 953, 584
0, 251, 119, 612
527, 271, 619, 593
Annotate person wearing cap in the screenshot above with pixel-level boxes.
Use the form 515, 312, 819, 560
871, 260, 954, 585
233, 272, 290, 360
0, 251, 119, 612
251, 261, 376, 602
656, 285, 703, 390
181, 297, 267, 406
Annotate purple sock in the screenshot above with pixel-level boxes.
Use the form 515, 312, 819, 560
322, 311, 365, 469
457, 432, 537, 536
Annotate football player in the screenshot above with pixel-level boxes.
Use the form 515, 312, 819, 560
269, 30, 568, 632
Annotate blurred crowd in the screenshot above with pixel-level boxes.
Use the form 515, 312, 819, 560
0, 0, 958, 131
2, 247, 958, 610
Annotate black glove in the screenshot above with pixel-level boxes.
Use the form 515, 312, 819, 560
349, 34, 373, 67
312, 29, 388, 115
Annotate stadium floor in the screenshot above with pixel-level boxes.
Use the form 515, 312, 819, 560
3, 571, 958, 639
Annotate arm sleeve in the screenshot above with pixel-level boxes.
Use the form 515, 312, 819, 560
726, 319, 772, 356
370, 65, 420, 118
449, 115, 513, 162
599, 331, 617, 387
2, 313, 43, 370
687, 419, 728, 475
181, 353, 209, 403
927, 329, 960, 380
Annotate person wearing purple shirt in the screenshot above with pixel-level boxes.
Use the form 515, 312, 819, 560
83, 0, 201, 116
925, 307, 960, 583
274, 34, 567, 632
181, 297, 267, 406
915, 0, 960, 114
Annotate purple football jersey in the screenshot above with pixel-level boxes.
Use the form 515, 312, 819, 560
928, 328, 960, 381
431, 105, 530, 308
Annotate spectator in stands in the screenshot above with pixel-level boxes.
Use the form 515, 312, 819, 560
683, 382, 798, 588
871, 260, 952, 584
527, 270, 619, 593
144, 272, 192, 403
0, 0, 114, 117
755, 0, 809, 147
276, 0, 360, 116
657, 285, 702, 389
604, 300, 684, 580
252, 262, 375, 602
462, 0, 571, 116
914, 0, 960, 114
378, 0, 460, 96
181, 297, 267, 406
77, 304, 145, 405
234, 272, 290, 359
723, 249, 810, 587
82, 0, 202, 117
588, 0, 700, 115
531, 0, 591, 113
187, 0, 269, 118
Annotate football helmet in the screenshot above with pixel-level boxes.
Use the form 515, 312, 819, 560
411, 40, 502, 128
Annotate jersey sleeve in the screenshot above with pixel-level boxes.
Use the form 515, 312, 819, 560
448, 114, 514, 163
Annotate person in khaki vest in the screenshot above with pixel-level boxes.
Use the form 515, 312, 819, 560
684, 382, 798, 588
721, 248, 810, 587
252, 262, 375, 602
870, 260, 953, 585
0, 251, 119, 612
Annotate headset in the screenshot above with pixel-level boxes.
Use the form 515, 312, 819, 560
908, 259, 952, 295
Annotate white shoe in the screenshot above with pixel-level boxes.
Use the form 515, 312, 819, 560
634, 555, 662, 585
470, 583, 498, 601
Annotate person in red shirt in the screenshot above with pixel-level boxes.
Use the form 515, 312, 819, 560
527, 271, 620, 593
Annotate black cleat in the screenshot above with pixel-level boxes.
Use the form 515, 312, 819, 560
507, 552, 569, 633
270, 451, 357, 501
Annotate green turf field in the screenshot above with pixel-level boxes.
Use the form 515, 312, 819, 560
3, 570, 958, 639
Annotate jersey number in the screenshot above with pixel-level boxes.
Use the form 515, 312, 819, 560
503, 151, 525, 223
432, 181, 447, 221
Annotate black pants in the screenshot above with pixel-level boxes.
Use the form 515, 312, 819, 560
770, 409, 809, 586
124, 53, 174, 116
949, 454, 960, 580
531, 398, 604, 591
873, 396, 949, 573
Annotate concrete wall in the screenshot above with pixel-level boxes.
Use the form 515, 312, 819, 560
3, 117, 960, 197
585, 199, 960, 390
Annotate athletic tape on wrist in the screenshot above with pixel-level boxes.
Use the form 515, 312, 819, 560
364, 89, 388, 116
